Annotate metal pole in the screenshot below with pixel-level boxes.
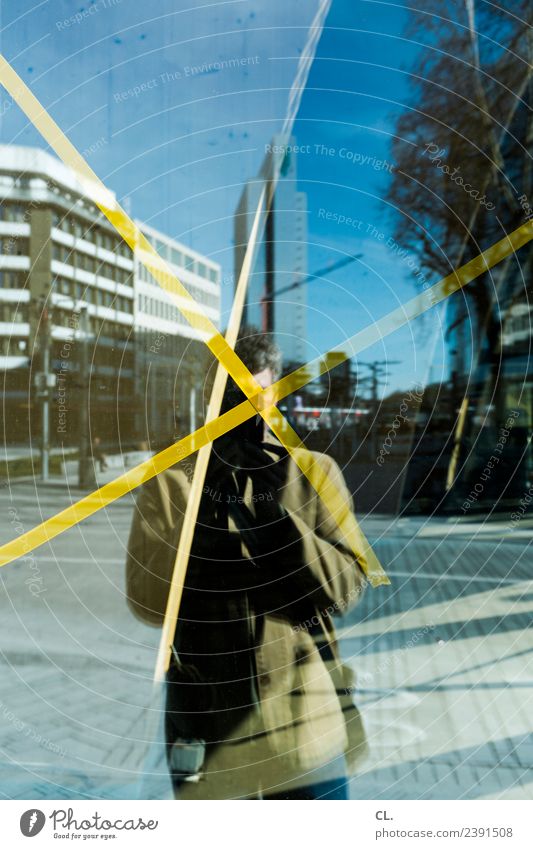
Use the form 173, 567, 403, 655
41, 307, 50, 482
189, 384, 196, 434
78, 305, 92, 488
151, 363, 157, 441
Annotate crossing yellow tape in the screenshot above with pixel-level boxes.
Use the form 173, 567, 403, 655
272, 220, 533, 404
0, 53, 389, 584
0, 217, 530, 573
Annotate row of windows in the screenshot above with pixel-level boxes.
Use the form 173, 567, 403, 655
1, 274, 216, 318
137, 291, 219, 320
51, 338, 135, 371
52, 309, 133, 342
0, 237, 29, 256
139, 332, 195, 356
52, 244, 133, 285
0, 204, 218, 286
52, 277, 133, 313
0, 203, 217, 282
0, 175, 32, 190
91, 320, 132, 342
137, 247, 219, 284
138, 294, 187, 325
194, 288, 219, 309
0, 203, 27, 222
0, 337, 27, 355
505, 312, 532, 334
52, 278, 89, 302
0, 200, 129, 258
0, 271, 27, 289
0, 303, 28, 323
94, 290, 131, 312
52, 212, 131, 258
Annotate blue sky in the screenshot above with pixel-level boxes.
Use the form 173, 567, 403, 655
287, 0, 446, 393
0, 0, 446, 394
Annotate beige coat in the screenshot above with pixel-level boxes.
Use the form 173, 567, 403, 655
126, 437, 366, 798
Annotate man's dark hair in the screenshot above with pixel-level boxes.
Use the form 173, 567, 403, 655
235, 326, 282, 379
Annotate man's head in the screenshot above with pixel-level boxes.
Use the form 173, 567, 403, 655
234, 326, 282, 388
220, 328, 282, 441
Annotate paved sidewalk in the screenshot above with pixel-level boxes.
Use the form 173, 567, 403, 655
0, 480, 531, 799
344, 533, 533, 800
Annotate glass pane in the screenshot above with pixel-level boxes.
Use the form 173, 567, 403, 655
0, 0, 531, 811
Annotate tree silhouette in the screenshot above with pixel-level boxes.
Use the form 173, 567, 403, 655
388, 0, 533, 507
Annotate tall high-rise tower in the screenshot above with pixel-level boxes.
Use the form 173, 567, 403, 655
234, 135, 307, 366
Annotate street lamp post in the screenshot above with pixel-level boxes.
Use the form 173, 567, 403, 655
359, 360, 401, 457
34, 300, 56, 482
77, 304, 94, 488
40, 305, 51, 482
44, 295, 93, 487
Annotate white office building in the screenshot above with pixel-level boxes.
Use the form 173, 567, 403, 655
133, 220, 221, 441
0, 144, 221, 446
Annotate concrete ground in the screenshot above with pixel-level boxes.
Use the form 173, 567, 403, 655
0, 475, 531, 800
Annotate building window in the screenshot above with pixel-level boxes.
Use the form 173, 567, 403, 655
117, 240, 130, 259
82, 223, 95, 241
103, 233, 114, 252
156, 239, 168, 260
59, 277, 71, 296
79, 252, 94, 272
0, 204, 26, 222
0, 302, 28, 322
1, 236, 29, 256
171, 247, 184, 267
52, 243, 73, 264
101, 263, 113, 281
0, 270, 26, 289
119, 267, 132, 285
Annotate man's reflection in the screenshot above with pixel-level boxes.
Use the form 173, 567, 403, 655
126, 329, 367, 799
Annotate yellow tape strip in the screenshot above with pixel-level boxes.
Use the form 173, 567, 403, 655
0, 402, 254, 567
1, 217, 530, 572
155, 184, 269, 681
271, 221, 533, 405
0, 54, 387, 584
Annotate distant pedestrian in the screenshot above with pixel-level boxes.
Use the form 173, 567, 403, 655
92, 436, 108, 472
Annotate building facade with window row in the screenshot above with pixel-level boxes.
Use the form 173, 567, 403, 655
0, 145, 221, 450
